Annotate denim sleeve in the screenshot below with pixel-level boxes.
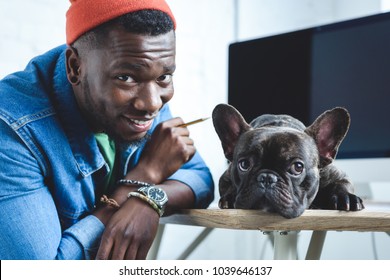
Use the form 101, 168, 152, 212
0, 120, 104, 260
168, 151, 215, 209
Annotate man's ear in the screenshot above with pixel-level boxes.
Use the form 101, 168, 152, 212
305, 107, 350, 167
212, 103, 251, 161
65, 46, 81, 85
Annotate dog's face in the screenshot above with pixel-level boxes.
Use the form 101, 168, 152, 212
212, 104, 350, 218
229, 127, 320, 218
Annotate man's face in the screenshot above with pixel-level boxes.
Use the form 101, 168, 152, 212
72, 28, 176, 143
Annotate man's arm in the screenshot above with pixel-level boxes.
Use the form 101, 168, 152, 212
94, 179, 194, 259
94, 116, 212, 259
0, 120, 104, 260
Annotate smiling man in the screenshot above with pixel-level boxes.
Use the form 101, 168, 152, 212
0, 0, 214, 260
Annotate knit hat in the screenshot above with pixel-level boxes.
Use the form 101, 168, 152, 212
66, 0, 176, 45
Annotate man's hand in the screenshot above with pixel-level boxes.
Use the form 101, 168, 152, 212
95, 197, 160, 260
134, 117, 196, 184
94, 180, 195, 260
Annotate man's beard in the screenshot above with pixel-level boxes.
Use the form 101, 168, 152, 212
81, 79, 150, 147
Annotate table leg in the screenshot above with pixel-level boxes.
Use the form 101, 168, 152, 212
305, 231, 327, 260
273, 231, 298, 260
147, 224, 166, 260
177, 228, 214, 260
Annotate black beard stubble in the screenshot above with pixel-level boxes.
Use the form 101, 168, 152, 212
81, 78, 149, 146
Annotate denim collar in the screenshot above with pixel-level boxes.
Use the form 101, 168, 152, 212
51, 47, 105, 177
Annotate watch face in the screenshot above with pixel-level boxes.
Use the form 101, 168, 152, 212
147, 187, 167, 203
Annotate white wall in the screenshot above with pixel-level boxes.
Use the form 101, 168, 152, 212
0, 0, 69, 77
1, 0, 389, 260
236, 0, 381, 41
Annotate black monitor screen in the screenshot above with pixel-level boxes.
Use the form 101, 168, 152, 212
228, 12, 390, 159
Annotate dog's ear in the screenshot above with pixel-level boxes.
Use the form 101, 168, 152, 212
305, 107, 350, 167
212, 104, 251, 161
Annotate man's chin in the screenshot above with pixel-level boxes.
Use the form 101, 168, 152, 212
109, 130, 150, 147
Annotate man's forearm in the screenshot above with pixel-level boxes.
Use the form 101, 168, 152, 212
93, 179, 195, 225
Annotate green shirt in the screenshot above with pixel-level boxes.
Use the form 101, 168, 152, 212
94, 133, 117, 194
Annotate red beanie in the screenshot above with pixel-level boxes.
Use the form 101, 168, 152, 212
66, 0, 176, 45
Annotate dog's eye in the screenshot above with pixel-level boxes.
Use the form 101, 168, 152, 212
238, 159, 251, 172
288, 161, 304, 175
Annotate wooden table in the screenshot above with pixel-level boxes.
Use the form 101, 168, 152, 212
148, 201, 390, 260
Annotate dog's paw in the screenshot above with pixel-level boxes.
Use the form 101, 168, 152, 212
218, 196, 235, 209
329, 192, 364, 211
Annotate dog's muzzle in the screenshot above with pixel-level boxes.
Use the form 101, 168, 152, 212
258, 172, 278, 189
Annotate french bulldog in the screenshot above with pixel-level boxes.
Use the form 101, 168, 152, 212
212, 103, 364, 218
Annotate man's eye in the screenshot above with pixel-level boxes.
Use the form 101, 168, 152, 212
157, 74, 172, 83
116, 75, 135, 83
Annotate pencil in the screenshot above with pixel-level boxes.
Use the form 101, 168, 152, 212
178, 117, 210, 127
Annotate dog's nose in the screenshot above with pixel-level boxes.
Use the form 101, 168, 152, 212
258, 173, 278, 188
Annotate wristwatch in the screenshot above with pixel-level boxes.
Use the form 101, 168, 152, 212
137, 186, 168, 214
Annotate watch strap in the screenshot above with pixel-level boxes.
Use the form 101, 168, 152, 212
127, 191, 163, 217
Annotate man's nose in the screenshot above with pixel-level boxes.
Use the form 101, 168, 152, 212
133, 82, 163, 114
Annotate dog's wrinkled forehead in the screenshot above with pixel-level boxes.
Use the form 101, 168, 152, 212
250, 114, 306, 132
235, 127, 318, 162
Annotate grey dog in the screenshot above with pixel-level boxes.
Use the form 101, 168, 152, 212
212, 103, 364, 218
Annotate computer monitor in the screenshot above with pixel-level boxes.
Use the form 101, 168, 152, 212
228, 12, 390, 191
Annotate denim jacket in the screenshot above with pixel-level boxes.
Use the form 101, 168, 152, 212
0, 45, 214, 259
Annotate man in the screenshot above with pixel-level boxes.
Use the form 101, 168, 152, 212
0, 0, 214, 260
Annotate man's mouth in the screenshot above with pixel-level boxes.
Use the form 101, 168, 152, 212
125, 117, 154, 133
130, 119, 152, 126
